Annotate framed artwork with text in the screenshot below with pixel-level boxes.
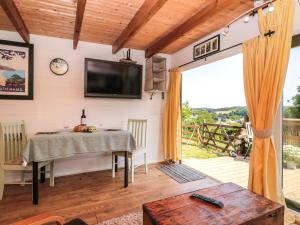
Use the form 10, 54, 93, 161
0, 40, 34, 100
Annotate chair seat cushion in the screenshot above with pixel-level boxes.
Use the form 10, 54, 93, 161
5, 156, 23, 165
132, 147, 146, 155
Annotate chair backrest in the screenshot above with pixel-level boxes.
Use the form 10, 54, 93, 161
0, 121, 27, 165
245, 122, 253, 140
127, 119, 147, 149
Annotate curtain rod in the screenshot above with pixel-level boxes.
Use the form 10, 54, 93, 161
178, 42, 242, 68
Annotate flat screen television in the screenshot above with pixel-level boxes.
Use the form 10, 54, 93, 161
84, 58, 143, 99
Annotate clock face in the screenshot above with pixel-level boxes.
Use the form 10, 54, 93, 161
49, 58, 69, 75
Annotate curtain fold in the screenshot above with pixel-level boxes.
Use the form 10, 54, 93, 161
163, 68, 182, 162
243, 0, 295, 202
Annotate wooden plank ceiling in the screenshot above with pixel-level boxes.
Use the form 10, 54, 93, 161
0, 0, 253, 57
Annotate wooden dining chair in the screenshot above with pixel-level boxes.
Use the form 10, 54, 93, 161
112, 119, 148, 182
0, 121, 55, 200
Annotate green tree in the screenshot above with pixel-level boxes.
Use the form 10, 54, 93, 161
182, 101, 192, 124
228, 107, 248, 118
284, 86, 300, 118
194, 110, 217, 125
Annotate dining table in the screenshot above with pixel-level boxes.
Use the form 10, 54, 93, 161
22, 129, 136, 205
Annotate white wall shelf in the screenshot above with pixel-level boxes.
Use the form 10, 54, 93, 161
145, 55, 167, 100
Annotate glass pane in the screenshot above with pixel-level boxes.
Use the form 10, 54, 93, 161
283, 45, 300, 210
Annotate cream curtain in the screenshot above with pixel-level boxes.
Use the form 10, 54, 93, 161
163, 68, 182, 162
243, 0, 295, 202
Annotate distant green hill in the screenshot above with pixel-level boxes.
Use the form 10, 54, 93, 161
192, 106, 247, 112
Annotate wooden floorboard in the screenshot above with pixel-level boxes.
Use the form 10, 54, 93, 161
0, 160, 298, 224
0, 164, 219, 225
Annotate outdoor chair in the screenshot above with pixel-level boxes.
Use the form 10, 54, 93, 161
244, 122, 253, 159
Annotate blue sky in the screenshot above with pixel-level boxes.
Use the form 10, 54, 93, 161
283, 46, 300, 107
182, 54, 245, 108
182, 47, 300, 109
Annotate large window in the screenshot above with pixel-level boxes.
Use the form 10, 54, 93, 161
283, 36, 300, 211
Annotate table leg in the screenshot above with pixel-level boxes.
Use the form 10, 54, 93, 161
32, 162, 39, 205
40, 166, 46, 183
114, 155, 118, 172
124, 151, 128, 188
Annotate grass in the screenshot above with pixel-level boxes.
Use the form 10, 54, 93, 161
182, 144, 218, 159
182, 139, 228, 160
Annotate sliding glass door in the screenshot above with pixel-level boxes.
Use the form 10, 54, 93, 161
283, 35, 300, 211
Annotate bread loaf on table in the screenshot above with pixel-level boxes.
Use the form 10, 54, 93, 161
73, 125, 87, 132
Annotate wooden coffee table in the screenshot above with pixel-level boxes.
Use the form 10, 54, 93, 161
143, 183, 284, 225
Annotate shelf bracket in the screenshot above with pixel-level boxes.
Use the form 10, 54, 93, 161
150, 93, 154, 100
149, 92, 164, 100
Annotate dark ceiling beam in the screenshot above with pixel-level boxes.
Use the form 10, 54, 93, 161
112, 0, 168, 54
145, 0, 237, 58
0, 0, 29, 43
73, 0, 87, 49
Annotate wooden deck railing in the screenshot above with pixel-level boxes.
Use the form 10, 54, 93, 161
182, 118, 300, 153
202, 123, 242, 153
182, 122, 243, 153
182, 124, 202, 145
283, 118, 300, 147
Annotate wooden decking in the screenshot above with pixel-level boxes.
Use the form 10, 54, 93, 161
184, 156, 300, 224
184, 157, 249, 188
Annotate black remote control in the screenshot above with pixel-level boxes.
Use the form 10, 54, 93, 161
190, 193, 224, 208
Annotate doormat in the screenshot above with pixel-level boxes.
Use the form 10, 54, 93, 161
158, 163, 206, 183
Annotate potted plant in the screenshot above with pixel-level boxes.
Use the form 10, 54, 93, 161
283, 146, 300, 169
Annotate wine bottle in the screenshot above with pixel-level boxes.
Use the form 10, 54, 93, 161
81, 109, 86, 125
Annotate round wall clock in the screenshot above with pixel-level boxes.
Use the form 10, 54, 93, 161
49, 58, 69, 75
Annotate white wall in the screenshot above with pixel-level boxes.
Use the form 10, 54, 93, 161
0, 30, 171, 181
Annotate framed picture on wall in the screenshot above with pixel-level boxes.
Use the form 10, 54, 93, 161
0, 40, 34, 100
193, 35, 220, 60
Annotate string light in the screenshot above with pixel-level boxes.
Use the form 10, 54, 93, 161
254, 0, 264, 5
243, 15, 250, 23
222, 0, 277, 35
268, 3, 275, 12
222, 26, 229, 36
